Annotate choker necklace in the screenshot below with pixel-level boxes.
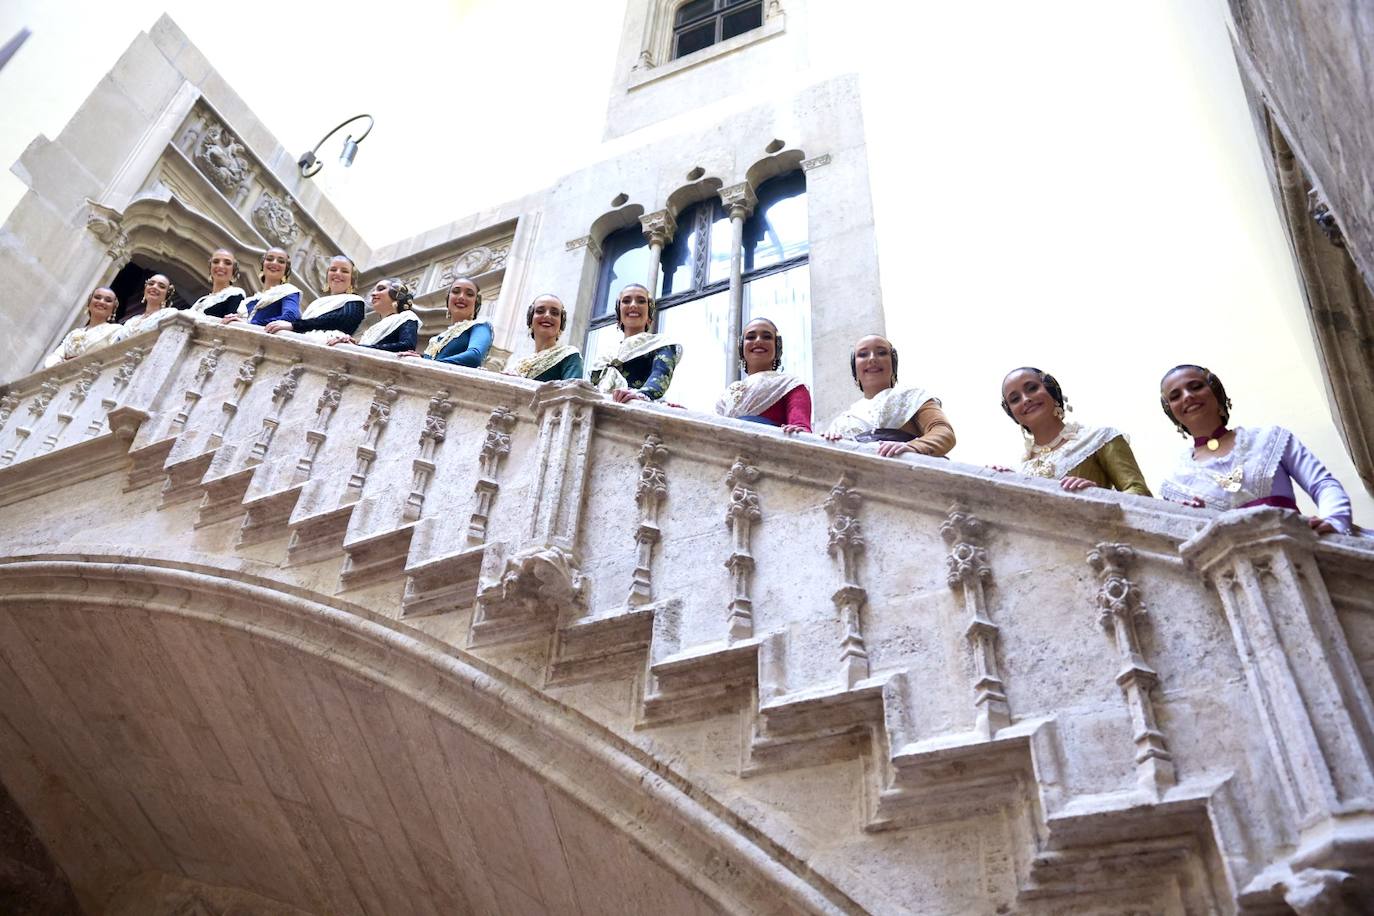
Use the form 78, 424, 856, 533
1193, 425, 1228, 452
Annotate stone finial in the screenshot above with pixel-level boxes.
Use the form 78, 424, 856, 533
942, 503, 990, 587
1087, 542, 1144, 630
824, 474, 865, 560
725, 457, 762, 528
636, 433, 669, 509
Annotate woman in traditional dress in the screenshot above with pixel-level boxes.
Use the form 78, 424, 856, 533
222, 247, 300, 328
116, 273, 178, 340
1158, 364, 1360, 535
43, 287, 122, 368
189, 248, 245, 319
589, 283, 682, 403
399, 277, 492, 367
997, 367, 1150, 494
507, 294, 583, 381
714, 317, 810, 433
821, 334, 955, 458
264, 254, 363, 343
330, 278, 420, 352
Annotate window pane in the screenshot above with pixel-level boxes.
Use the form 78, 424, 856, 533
674, 21, 716, 58
721, 4, 762, 41
585, 324, 623, 376
599, 242, 652, 318
743, 264, 812, 390
657, 291, 731, 413
706, 209, 733, 284
745, 178, 808, 272
675, 0, 715, 26
660, 215, 698, 297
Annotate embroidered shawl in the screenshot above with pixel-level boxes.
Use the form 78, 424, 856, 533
1017, 421, 1123, 480
589, 332, 679, 392
424, 319, 486, 358
514, 344, 581, 380
827, 385, 936, 438
357, 310, 420, 347
241, 283, 302, 321
1159, 425, 1290, 509
715, 370, 804, 419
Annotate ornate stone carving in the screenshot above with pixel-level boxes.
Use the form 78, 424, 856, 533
565, 235, 603, 258
0, 380, 60, 466
42, 364, 102, 453
347, 381, 400, 496
640, 209, 677, 246
168, 340, 225, 436
942, 504, 1010, 739
114, 346, 148, 389
404, 390, 455, 521
724, 456, 762, 641
85, 205, 130, 264
195, 122, 251, 198
208, 349, 264, 450
1088, 542, 1174, 796
439, 247, 492, 287
0, 394, 19, 433
628, 432, 669, 606
293, 369, 349, 484
246, 362, 305, 465
825, 475, 868, 687
801, 153, 832, 171
719, 182, 758, 220
466, 405, 517, 545
251, 193, 299, 247
488, 244, 510, 272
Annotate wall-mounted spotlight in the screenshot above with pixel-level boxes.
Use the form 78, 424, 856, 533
297, 114, 375, 179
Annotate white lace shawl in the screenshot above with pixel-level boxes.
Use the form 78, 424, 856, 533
1158, 425, 1289, 509
44, 322, 122, 368
356, 310, 420, 347
715, 371, 804, 419
1017, 421, 1122, 480
827, 385, 935, 438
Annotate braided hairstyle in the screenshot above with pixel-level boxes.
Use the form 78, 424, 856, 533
1159, 364, 1231, 433
738, 317, 783, 372
1000, 367, 1066, 431
381, 278, 414, 311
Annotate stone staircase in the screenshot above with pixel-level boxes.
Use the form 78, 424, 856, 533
2, 315, 1373, 914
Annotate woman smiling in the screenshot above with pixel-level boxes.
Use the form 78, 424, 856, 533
589, 283, 682, 403
44, 287, 122, 367
399, 277, 492, 367
508, 294, 583, 381
715, 317, 810, 433
822, 334, 954, 459
223, 247, 301, 327
331, 278, 420, 352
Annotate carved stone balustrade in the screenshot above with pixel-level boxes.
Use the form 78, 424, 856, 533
0, 314, 1372, 915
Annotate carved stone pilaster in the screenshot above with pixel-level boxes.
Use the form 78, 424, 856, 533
113, 346, 148, 391
42, 363, 101, 452
1181, 509, 1374, 871
465, 406, 517, 546
1088, 542, 1175, 797
208, 350, 264, 450
403, 390, 454, 521
941, 504, 1010, 739
168, 340, 226, 436
825, 475, 868, 688
1, 380, 59, 466
640, 209, 677, 247
293, 369, 348, 484
85, 202, 129, 265
0, 395, 18, 434
346, 381, 399, 497
719, 182, 758, 221
245, 362, 304, 466
470, 382, 597, 644
628, 433, 669, 606
724, 456, 762, 641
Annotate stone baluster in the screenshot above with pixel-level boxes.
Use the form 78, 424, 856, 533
1181, 509, 1374, 872
724, 456, 762, 642
208, 350, 264, 449
403, 389, 454, 522
0, 395, 18, 435
292, 369, 349, 484
825, 474, 868, 689
639, 209, 676, 296
1, 380, 60, 466
465, 406, 516, 546
718, 182, 758, 382
99, 345, 152, 442
942, 503, 1011, 740
628, 432, 669, 606
165, 339, 226, 436
1088, 542, 1175, 797
345, 381, 399, 497
245, 362, 304, 466
43, 364, 101, 452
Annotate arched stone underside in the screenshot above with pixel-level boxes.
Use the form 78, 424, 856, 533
0, 320, 1372, 913
0, 556, 852, 916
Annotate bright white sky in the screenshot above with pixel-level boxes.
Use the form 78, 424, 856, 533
2, 0, 1369, 522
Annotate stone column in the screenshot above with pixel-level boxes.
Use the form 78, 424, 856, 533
719, 182, 758, 382
1181, 508, 1374, 867
639, 209, 676, 299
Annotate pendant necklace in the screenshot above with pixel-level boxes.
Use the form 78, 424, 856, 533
1193, 425, 1228, 452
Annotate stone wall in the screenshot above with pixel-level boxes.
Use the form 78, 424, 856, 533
0, 318, 1371, 913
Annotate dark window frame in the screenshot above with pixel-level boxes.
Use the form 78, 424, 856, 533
588, 171, 808, 339
671, 0, 764, 60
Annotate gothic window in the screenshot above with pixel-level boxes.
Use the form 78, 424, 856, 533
586, 171, 810, 412
672, 0, 764, 59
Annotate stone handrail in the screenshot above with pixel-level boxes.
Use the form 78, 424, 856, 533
1, 314, 1372, 913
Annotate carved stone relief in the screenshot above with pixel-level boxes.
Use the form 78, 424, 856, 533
194, 122, 251, 199
251, 193, 299, 248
